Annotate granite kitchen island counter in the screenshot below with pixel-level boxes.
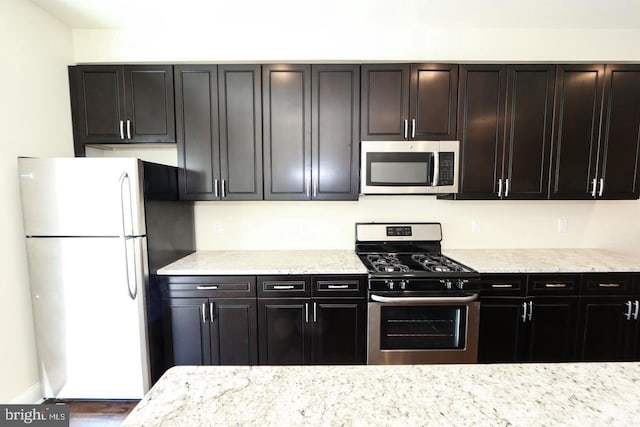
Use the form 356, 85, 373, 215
123, 363, 640, 426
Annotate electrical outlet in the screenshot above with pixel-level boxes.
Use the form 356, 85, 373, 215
557, 218, 568, 233
212, 221, 223, 234
471, 220, 481, 233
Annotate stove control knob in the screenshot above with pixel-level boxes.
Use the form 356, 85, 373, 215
385, 280, 395, 290
445, 280, 453, 290
399, 280, 407, 290
457, 280, 464, 290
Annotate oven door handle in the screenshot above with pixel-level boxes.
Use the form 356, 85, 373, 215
370, 294, 479, 304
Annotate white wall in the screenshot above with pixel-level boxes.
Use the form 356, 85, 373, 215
0, 0, 73, 403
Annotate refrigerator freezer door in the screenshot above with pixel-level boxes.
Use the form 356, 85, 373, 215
18, 158, 146, 237
26, 236, 150, 399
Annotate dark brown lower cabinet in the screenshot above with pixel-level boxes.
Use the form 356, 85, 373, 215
257, 298, 366, 365
167, 297, 258, 366
576, 297, 638, 361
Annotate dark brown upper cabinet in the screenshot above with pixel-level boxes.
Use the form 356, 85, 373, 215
69, 65, 175, 156
454, 64, 555, 200
263, 64, 360, 200
550, 64, 640, 200
174, 65, 263, 201
361, 64, 458, 141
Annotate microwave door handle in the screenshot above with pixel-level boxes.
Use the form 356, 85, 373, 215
432, 152, 439, 187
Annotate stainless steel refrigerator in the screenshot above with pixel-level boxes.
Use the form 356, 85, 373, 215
18, 157, 194, 399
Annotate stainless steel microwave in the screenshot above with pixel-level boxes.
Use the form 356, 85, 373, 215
360, 140, 460, 195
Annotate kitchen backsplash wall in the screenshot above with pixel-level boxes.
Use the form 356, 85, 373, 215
193, 198, 640, 255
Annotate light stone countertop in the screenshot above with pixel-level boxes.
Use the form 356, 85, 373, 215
444, 248, 640, 273
157, 250, 368, 275
123, 363, 640, 426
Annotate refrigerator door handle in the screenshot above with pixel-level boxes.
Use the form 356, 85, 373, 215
119, 172, 137, 300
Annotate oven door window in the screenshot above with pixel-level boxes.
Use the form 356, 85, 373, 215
380, 305, 467, 350
367, 152, 434, 186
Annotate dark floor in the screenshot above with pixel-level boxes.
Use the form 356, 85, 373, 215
44, 400, 139, 426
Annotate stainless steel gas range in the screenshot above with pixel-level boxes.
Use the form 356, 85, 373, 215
356, 222, 480, 364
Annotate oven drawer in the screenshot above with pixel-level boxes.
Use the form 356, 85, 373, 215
258, 275, 311, 297
312, 275, 366, 298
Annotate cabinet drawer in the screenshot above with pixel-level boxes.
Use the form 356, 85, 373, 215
312, 275, 366, 298
258, 275, 311, 297
162, 276, 256, 298
528, 274, 580, 296
581, 273, 635, 296
480, 275, 526, 296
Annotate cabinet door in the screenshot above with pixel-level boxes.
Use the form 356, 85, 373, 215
477, 297, 527, 362
69, 65, 125, 147
527, 297, 578, 362
210, 298, 258, 365
576, 297, 635, 361
361, 64, 410, 140
123, 65, 175, 143
549, 65, 605, 199
597, 65, 640, 199
503, 65, 556, 200
410, 64, 458, 140
312, 299, 366, 365
218, 65, 263, 200
311, 65, 360, 200
263, 65, 312, 200
258, 299, 311, 364
175, 65, 220, 201
456, 65, 508, 199
166, 298, 211, 366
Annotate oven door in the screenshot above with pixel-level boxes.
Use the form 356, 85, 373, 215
367, 294, 480, 365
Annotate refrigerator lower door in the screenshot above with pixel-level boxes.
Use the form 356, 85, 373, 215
26, 236, 150, 399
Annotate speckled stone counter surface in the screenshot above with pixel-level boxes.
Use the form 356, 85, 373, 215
157, 250, 368, 275
444, 248, 640, 273
123, 363, 640, 426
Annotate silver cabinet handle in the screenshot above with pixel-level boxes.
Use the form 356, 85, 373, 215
411, 119, 416, 139
201, 303, 207, 323
598, 283, 621, 288
305, 303, 309, 323
598, 178, 604, 197
521, 302, 527, 322
491, 284, 513, 288
591, 178, 597, 197
544, 283, 567, 288
222, 179, 227, 198
312, 180, 317, 198
505, 178, 510, 197
126, 119, 132, 139
119, 120, 125, 140
498, 178, 503, 198
625, 301, 633, 320
196, 285, 219, 290
305, 176, 310, 198
273, 285, 294, 290
209, 302, 215, 322
528, 301, 533, 321
313, 302, 317, 323
214, 179, 219, 198
403, 119, 408, 139
634, 300, 640, 321
328, 284, 349, 289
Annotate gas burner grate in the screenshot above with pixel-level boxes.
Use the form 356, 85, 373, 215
411, 254, 466, 273
367, 254, 410, 273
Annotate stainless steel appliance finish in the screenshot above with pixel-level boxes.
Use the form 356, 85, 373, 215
18, 157, 194, 399
356, 222, 480, 365
360, 140, 460, 195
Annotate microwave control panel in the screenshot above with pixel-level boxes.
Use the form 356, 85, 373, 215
438, 152, 455, 186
